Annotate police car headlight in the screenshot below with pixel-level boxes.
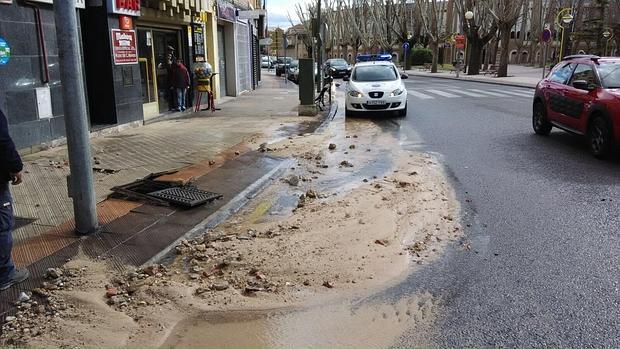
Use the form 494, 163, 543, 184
390, 88, 404, 97
348, 90, 363, 98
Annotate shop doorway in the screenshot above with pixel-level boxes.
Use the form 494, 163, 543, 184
137, 27, 183, 119
217, 26, 228, 97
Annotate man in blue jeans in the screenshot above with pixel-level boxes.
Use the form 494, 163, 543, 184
0, 109, 29, 291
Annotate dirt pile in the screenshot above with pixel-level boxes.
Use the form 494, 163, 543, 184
1, 123, 462, 347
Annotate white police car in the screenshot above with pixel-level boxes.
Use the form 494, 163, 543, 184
344, 60, 408, 117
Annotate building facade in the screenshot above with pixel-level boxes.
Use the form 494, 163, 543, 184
1, 0, 266, 151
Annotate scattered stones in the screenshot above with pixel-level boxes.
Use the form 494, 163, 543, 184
195, 287, 208, 295
297, 194, 307, 208
303, 280, 311, 286
5, 316, 16, 322
285, 175, 300, 186
18, 292, 31, 303
374, 239, 389, 246
328, 143, 337, 150
105, 286, 118, 298
322, 281, 334, 288
339, 160, 353, 168
349, 144, 356, 149
211, 282, 229, 291
45, 268, 63, 279
306, 189, 318, 199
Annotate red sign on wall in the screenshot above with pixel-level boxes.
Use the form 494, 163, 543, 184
455, 35, 466, 49
111, 29, 138, 65
107, 0, 141, 16
119, 15, 133, 30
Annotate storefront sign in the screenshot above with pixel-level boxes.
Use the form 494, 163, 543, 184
192, 24, 206, 62
454, 35, 466, 49
237, 10, 265, 20
107, 0, 141, 17
119, 15, 133, 30
111, 29, 138, 65
0, 37, 11, 65
217, 1, 236, 22
27, 0, 85, 8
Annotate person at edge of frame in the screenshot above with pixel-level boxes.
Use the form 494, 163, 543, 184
0, 108, 29, 291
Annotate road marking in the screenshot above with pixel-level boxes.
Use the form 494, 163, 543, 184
501, 90, 534, 97
407, 90, 435, 99
426, 89, 460, 98
446, 89, 487, 97
467, 89, 512, 97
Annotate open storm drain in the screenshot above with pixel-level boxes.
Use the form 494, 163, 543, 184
110, 174, 222, 208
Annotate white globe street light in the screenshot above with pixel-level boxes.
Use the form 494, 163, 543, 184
603, 30, 611, 39
465, 11, 474, 20
562, 13, 573, 24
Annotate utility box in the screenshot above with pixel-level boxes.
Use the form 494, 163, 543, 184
298, 58, 317, 116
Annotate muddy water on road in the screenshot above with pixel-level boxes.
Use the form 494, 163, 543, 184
162, 292, 439, 348
159, 96, 453, 348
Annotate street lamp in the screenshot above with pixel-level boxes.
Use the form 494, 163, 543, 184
465, 11, 474, 21
556, 8, 573, 62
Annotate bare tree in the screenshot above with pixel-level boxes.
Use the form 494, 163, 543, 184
454, 0, 497, 75
484, 0, 526, 77
417, 0, 448, 73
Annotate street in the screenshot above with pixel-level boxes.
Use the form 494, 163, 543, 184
371, 76, 620, 346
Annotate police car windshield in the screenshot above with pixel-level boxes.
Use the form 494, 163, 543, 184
353, 65, 398, 82
598, 63, 620, 88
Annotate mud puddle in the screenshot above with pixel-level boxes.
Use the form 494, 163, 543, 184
162, 292, 440, 348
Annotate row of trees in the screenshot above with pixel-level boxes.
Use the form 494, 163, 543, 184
291, 0, 620, 77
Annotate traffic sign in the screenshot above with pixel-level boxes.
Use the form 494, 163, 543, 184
402, 42, 410, 51
455, 35, 466, 49
542, 28, 552, 43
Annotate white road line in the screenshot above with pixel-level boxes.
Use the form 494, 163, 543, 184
446, 89, 487, 97
501, 90, 534, 97
467, 89, 512, 97
426, 89, 461, 98
407, 90, 435, 99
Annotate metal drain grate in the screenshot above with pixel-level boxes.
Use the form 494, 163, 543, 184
148, 187, 222, 207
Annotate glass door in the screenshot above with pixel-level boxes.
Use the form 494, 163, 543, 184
137, 29, 159, 119
153, 30, 181, 113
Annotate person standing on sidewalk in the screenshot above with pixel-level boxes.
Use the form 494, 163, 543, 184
0, 109, 29, 291
172, 58, 190, 112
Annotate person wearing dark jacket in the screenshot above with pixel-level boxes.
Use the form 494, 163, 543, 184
0, 109, 29, 291
171, 58, 190, 112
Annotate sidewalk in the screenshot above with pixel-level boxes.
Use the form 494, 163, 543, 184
406, 64, 544, 88
2, 73, 326, 314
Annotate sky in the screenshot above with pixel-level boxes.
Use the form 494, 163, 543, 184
266, 0, 304, 29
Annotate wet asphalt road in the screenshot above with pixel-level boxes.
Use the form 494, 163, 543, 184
363, 76, 620, 347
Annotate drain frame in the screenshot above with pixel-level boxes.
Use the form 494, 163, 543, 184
148, 187, 222, 208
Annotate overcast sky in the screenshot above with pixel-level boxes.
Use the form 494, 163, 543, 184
266, 0, 304, 29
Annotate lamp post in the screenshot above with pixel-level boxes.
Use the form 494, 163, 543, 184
556, 8, 573, 62
603, 29, 614, 57
464, 11, 474, 74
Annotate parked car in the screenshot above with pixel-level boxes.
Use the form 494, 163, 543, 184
288, 62, 319, 84
344, 60, 408, 117
325, 58, 351, 78
532, 55, 620, 158
275, 57, 293, 76
261, 56, 272, 68
286, 60, 300, 82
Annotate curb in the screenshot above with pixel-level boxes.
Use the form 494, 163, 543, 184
147, 156, 294, 265
407, 71, 538, 89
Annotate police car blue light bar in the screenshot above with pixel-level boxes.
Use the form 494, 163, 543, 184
355, 53, 393, 62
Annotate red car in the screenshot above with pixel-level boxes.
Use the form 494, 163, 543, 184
533, 55, 620, 158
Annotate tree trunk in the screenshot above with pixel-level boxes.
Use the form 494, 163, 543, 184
431, 41, 439, 73
467, 39, 483, 75
497, 26, 511, 77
